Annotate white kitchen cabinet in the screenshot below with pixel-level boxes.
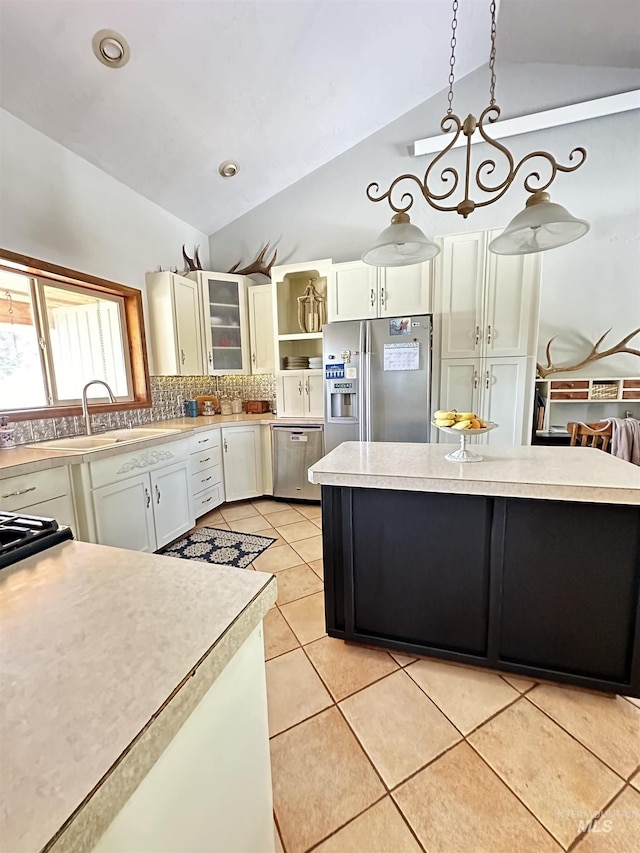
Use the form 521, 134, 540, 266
222, 425, 262, 502
438, 356, 534, 447
437, 230, 541, 360
247, 284, 275, 374
0, 465, 77, 534
93, 473, 157, 553
276, 370, 324, 419
329, 260, 432, 323
191, 272, 251, 375
189, 428, 225, 517
93, 460, 192, 551
145, 272, 203, 375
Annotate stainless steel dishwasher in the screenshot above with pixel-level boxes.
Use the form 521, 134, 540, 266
271, 424, 324, 501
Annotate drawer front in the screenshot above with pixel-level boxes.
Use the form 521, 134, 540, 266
190, 445, 222, 473
622, 390, 640, 400
550, 391, 589, 400
550, 380, 590, 390
0, 466, 71, 512
191, 462, 223, 497
190, 428, 221, 454
622, 379, 640, 389
90, 439, 190, 489
19, 494, 76, 533
194, 483, 224, 517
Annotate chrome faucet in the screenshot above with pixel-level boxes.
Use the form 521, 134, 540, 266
82, 380, 117, 435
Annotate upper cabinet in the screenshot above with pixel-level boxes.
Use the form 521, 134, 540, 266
437, 230, 541, 360
190, 271, 251, 375
145, 272, 204, 375
247, 284, 275, 374
328, 260, 432, 323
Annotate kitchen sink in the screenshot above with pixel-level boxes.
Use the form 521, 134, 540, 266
35, 427, 182, 452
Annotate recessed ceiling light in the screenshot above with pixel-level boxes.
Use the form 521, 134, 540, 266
219, 160, 240, 178
92, 29, 130, 69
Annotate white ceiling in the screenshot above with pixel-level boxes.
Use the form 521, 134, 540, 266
1, 1, 638, 236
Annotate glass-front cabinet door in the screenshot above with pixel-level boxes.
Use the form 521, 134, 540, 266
199, 273, 250, 374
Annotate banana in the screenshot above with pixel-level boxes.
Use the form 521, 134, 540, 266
434, 410, 456, 420
435, 418, 456, 427
451, 420, 472, 430
454, 412, 476, 421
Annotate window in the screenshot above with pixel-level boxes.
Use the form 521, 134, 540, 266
0, 250, 150, 418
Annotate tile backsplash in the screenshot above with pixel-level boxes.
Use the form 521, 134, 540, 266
9, 374, 276, 446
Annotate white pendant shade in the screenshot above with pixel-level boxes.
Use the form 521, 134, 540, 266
489, 191, 590, 255
362, 213, 440, 267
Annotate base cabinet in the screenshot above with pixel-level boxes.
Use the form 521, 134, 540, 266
222, 426, 262, 502
322, 486, 640, 697
93, 460, 192, 551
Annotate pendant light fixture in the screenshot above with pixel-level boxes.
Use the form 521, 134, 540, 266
362, 0, 589, 266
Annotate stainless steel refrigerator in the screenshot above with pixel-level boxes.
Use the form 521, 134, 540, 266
322, 316, 432, 454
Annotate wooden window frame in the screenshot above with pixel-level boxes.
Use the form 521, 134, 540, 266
0, 248, 151, 421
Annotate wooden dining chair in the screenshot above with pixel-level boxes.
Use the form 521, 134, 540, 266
567, 421, 613, 452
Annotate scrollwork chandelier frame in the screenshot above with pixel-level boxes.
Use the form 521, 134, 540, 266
363, 0, 589, 262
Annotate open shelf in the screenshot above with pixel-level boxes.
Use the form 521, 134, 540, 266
278, 332, 323, 341
533, 376, 640, 438
274, 268, 328, 337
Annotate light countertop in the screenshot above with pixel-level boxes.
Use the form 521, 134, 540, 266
0, 540, 276, 853
308, 442, 640, 505
0, 414, 324, 479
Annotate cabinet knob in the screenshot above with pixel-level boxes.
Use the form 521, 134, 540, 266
145, 487, 151, 508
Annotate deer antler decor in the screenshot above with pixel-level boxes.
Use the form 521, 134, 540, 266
227, 243, 277, 278
182, 245, 203, 271
536, 327, 640, 379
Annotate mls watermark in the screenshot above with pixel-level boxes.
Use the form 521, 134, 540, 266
556, 807, 640, 834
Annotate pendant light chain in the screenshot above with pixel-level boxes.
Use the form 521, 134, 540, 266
489, 0, 497, 105
446, 0, 458, 115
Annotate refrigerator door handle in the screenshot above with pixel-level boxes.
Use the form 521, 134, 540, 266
358, 321, 366, 441
365, 320, 372, 441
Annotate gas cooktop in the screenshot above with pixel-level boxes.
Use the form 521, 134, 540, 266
0, 511, 73, 569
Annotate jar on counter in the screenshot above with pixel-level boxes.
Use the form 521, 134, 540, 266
231, 396, 243, 414
220, 398, 233, 416
0, 417, 15, 449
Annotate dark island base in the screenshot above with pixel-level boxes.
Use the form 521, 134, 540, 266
321, 486, 640, 698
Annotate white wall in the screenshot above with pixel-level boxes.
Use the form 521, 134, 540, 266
210, 62, 640, 376
0, 109, 209, 290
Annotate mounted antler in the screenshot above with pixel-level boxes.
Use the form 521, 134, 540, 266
182, 244, 203, 272
536, 327, 640, 379
227, 243, 277, 278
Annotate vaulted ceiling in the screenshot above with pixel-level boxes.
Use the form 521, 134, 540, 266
1, 0, 638, 235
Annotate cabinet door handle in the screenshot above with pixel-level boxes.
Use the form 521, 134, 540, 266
202, 476, 212, 484
474, 326, 480, 347
473, 370, 479, 389
197, 437, 210, 444
181, 348, 186, 365
380, 286, 386, 308
202, 496, 213, 504
208, 351, 213, 366
370, 288, 375, 307
223, 438, 228, 452
486, 324, 492, 345
252, 352, 256, 364
145, 488, 151, 508
304, 379, 310, 395
155, 485, 161, 504
2, 485, 36, 498
485, 370, 490, 390
298, 380, 303, 395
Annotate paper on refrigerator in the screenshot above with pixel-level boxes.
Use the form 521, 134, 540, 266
383, 342, 420, 371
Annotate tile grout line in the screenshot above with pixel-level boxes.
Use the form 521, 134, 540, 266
565, 783, 636, 853
521, 691, 635, 785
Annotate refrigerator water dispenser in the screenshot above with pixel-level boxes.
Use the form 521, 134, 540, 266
328, 379, 357, 423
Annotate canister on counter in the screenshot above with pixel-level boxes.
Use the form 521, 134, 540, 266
185, 400, 199, 417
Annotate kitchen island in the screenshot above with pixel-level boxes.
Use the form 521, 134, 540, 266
0, 540, 276, 853
309, 442, 640, 698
